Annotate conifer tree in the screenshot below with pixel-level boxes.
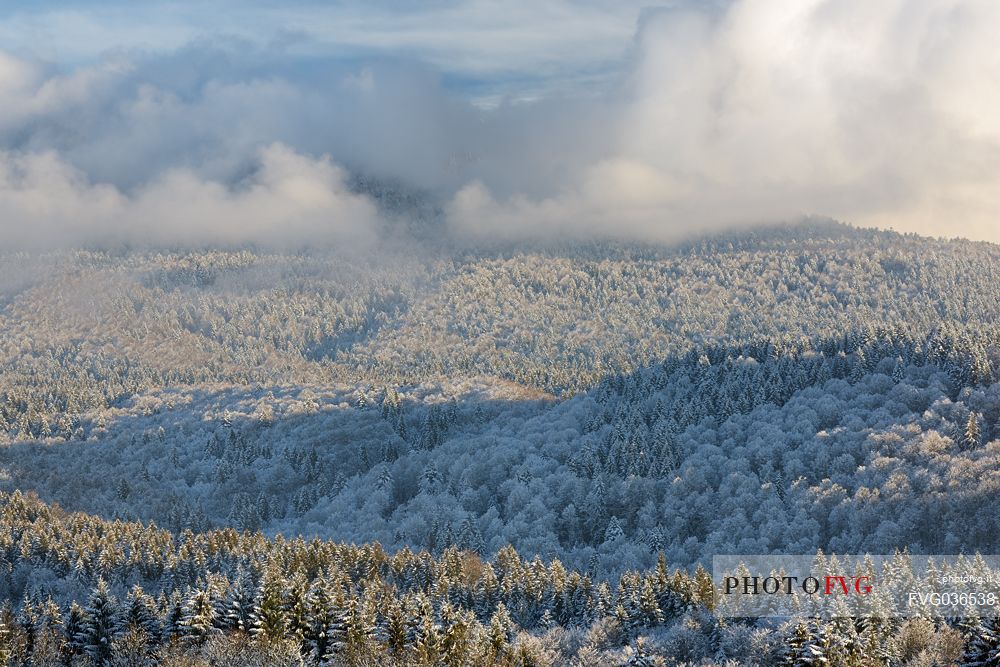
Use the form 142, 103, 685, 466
964, 617, 1000, 667
303, 578, 335, 660
63, 602, 87, 658
486, 602, 514, 663
222, 572, 256, 633
251, 566, 288, 642
965, 411, 983, 449
77, 579, 118, 664
323, 590, 349, 663
117, 585, 160, 639
342, 594, 378, 665
382, 598, 408, 659
161, 592, 185, 643
180, 589, 216, 646
285, 575, 311, 645
440, 602, 472, 667
781, 622, 811, 666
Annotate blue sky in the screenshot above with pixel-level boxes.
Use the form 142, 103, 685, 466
0, 0, 660, 105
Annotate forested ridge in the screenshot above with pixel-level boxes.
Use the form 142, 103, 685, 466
2, 222, 1000, 664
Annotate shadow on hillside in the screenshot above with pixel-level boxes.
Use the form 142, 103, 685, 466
0, 382, 556, 537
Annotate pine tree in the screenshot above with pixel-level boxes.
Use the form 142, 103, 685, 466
322, 590, 349, 664
419, 462, 443, 495
63, 602, 87, 657
376, 464, 394, 490
77, 579, 118, 664
17, 595, 38, 659
116, 585, 160, 639
965, 411, 983, 449
964, 617, 1000, 666
486, 602, 514, 663
343, 593, 378, 664
180, 589, 216, 646
440, 602, 472, 667
222, 571, 256, 633
802, 622, 837, 665
161, 592, 185, 643
604, 517, 625, 544
457, 516, 486, 555
637, 579, 664, 628
304, 578, 335, 660
285, 575, 311, 645
251, 566, 288, 642
781, 622, 811, 666
410, 595, 442, 666
382, 598, 408, 659
30, 597, 65, 664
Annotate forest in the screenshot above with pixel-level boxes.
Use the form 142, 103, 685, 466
2, 222, 1000, 664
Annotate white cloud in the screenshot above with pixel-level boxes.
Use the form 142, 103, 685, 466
1, 0, 999, 247
0, 144, 379, 248
448, 0, 1000, 243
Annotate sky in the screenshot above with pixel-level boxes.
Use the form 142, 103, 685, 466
0, 0, 998, 248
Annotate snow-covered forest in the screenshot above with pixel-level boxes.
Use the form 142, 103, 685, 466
3, 222, 1000, 664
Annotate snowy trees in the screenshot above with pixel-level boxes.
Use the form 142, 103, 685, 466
4, 323, 1000, 576
251, 567, 288, 642
5, 224, 1000, 437
1, 472, 1000, 663
118, 585, 160, 640
964, 618, 1000, 667
965, 411, 984, 449
0, 489, 723, 664
77, 580, 118, 664
180, 589, 217, 646
4, 227, 1000, 661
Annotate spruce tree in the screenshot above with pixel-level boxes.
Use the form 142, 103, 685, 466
161, 592, 185, 644
965, 411, 983, 449
638, 579, 664, 628
382, 598, 408, 659
77, 579, 118, 664
304, 578, 336, 660
180, 589, 216, 646
63, 602, 87, 658
440, 602, 472, 667
251, 566, 288, 642
117, 585, 160, 639
780, 622, 811, 666
964, 618, 1000, 667
342, 594, 377, 665
223, 571, 256, 633
285, 576, 311, 645
322, 590, 349, 663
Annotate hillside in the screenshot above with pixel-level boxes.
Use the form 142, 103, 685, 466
3, 223, 1000, 664
1, 223, 999, 569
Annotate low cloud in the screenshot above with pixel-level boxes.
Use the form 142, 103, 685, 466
0, 0, 998, 248
0, 144, 379, 249
448, 0, 1000, 243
